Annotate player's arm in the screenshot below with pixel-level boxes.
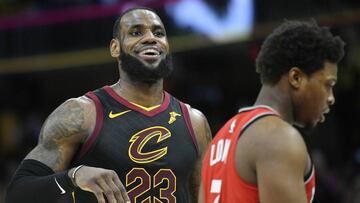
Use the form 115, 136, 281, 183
187, 106, 212, 202
254, 118, 308, 203
5, 97, 129, 203
197, 182, 205, 203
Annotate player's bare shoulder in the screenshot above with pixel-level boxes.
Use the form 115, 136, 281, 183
39, 96, 95, 144
186, 105, 212, 153
25, 96, 96, 171
247, 116, 308, 164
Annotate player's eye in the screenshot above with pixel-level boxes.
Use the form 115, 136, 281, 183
154, 30, 165, 37
131, 30, 142, 36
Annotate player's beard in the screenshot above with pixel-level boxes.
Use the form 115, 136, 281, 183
119, 50, 173, 85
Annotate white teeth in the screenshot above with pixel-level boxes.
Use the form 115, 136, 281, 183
139, 49, 160, 56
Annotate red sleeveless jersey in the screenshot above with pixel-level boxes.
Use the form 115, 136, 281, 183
201, 106, 316, 203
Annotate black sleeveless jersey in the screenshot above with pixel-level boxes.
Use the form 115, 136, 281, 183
70, 86, 198, 203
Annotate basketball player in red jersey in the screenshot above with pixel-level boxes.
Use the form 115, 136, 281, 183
199, 20, 345, 203
6, 8, 211, 203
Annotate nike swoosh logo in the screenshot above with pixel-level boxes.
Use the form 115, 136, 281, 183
109, 110, 131, 119
54, 177, 66, 194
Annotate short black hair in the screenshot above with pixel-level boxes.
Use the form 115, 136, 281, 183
256, 20, 345, 85
112, 7, 157, 39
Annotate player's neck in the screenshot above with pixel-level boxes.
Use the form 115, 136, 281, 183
112, 78, 164, 107
254, 84, 294, 124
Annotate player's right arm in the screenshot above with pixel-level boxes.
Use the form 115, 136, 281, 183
5, 97, 129, 203
252, 117, 308, 203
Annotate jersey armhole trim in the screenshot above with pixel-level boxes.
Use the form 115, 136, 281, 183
305, 165, 315, 184
78, 91, 104, 158
179, 102, 199, 154
231, 112, 278, 189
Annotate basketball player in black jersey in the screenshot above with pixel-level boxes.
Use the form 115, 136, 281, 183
6, 7, 212, 203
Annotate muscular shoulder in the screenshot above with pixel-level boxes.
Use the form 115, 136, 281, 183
185, 104, 212, 155
38, 96, 96, 148
24, 96, 96, 170
248, 116, 308, 168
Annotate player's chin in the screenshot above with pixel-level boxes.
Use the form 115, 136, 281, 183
311, 114, 326, 127
294, 120, 317, 131
138, 57, 162, 68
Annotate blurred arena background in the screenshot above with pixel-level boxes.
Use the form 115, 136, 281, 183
1, 0, 360, 202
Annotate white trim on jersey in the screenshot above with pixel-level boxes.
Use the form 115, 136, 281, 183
305, 166, 315, 184
238, 105, 280, 115
241, 112, 277, 132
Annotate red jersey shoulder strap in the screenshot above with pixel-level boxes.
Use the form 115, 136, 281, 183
229, 105, 280, 140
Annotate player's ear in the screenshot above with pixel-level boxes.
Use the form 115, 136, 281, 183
110, 38, 120, 58
288, 67, 304, 89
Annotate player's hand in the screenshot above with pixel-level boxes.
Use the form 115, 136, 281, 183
70, 166, 130, 203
